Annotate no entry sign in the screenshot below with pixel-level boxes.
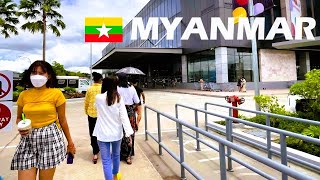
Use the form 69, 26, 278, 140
0, 71, 13, 101
0, 101, 12, 132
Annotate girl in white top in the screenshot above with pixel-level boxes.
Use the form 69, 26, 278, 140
117, 73, 140, 165
93, 77, 133, 180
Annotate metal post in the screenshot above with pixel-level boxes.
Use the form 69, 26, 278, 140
226, 119, 232, 171
195, 110, 200, 151
280, 134, 288, 180
178, 124, 186, 179
226, 109, 233, 171
145, 106, 148, 141
90, 43, 93, 85
175, 104, 179, 137
229, 106, 233, 118
219, 143, 227, 180
249, 0, 260, 110
266, 115, 272, 159
157, 113, 162, 155
205, 103, 208, 131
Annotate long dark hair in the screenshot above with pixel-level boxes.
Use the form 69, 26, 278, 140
117, 73, 130, 88
101, 77, 120, 106
22, 60, 57, 88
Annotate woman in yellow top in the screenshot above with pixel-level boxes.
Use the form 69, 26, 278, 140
11, 61, 76, 180
84, 72, 102, 164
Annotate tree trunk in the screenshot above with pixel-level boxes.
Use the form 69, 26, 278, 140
43, 9, 46, 61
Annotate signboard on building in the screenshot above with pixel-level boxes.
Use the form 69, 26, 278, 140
290, 0, 302, 37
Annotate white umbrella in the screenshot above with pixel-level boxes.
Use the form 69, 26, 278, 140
116, 67, 145, 75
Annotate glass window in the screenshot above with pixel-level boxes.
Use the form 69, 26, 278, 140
168, 0, 172, 17
177, 0, 181, 12
187, 50, 216, 82
177, 24, 181, 47
228, 49, 253, 82
172, 0, 176, 16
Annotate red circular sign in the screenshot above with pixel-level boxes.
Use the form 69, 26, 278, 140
0, 103, 11, 129
0, 73, 12, 99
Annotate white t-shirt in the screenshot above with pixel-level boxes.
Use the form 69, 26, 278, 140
93, 93, 134, 142
117, 85, 140, 105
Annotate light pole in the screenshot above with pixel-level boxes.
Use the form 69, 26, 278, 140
249, 0, 260, 111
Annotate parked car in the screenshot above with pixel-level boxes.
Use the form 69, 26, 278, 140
57, 76, 90, 94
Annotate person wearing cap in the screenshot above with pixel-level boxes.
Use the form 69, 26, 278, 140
84, 72, 102, 164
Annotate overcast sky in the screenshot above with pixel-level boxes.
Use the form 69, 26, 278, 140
0, 0, 149, 73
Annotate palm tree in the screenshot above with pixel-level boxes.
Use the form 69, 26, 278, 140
18, 0, 66, 61
0, 0, 19, 38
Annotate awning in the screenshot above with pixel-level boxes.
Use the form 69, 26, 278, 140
272, 36, 320, 51
92, 48, 183, 69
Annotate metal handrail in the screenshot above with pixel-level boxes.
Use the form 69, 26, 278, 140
204, 101, 320, 171
145, 105, 314, 180
204, 102, 320, 126
175, 103, 320, 179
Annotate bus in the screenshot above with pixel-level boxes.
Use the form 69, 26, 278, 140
57, 76, 90, 94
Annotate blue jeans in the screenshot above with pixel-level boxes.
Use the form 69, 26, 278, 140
98, 140, 121, 180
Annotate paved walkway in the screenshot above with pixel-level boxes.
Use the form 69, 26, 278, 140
0, 100, 162, 180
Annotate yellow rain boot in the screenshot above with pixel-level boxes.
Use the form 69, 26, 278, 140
116, 173, 121, 180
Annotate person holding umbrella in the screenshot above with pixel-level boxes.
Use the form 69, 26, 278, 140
116, 73, 140, 165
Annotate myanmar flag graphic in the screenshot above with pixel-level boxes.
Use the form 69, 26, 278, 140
85, 17, 123, 42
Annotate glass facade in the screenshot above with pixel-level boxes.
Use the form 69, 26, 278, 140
227, 48, 253, 82
187, 50, 216, 83
102, 0, 182, 56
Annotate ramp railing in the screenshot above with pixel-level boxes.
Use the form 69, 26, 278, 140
203, 102, 320, 172
145, 105, 314, 180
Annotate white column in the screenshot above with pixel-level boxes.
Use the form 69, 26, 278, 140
181, 55, 188, 83
215, 47, 228, 83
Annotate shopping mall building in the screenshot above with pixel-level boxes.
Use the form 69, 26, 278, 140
92, 0, 320, 89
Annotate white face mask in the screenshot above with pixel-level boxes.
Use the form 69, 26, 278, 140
30, 75, 48, 88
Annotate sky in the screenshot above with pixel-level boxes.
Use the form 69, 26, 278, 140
0, 0, 150, 73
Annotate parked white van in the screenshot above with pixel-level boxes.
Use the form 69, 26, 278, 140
57, 76, 90, 94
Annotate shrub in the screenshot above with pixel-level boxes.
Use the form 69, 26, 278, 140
254, 95, 287, 115
16, 86, 25, 93
290, 69, 320, 121
63, 87, 76, 93
13, 91, 20, 102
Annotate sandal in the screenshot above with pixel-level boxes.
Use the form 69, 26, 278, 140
92, 155, 98, 164
126, 157, 132, 165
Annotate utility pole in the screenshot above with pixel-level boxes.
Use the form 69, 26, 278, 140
90, 43, 93, 85
249, 0, 260, 111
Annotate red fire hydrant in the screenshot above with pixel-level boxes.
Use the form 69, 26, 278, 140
225, 95, 245, 119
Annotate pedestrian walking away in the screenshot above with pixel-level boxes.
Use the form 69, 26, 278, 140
84, 72, 102, 164
11, 61, 76, 180
93, 76, 134, 180
117, 73, 140, 165
237, 77, 241, 92
132, 79, 146, 129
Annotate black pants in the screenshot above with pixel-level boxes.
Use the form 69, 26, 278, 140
88, 116, 99, 155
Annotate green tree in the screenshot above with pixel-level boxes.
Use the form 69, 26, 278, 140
52, 61, 66, 75
0, 0, 19, 38
18, 0, 66, 61
290, 69, 320, 120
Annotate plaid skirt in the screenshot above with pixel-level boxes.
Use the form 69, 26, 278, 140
11, 123, 66, 170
